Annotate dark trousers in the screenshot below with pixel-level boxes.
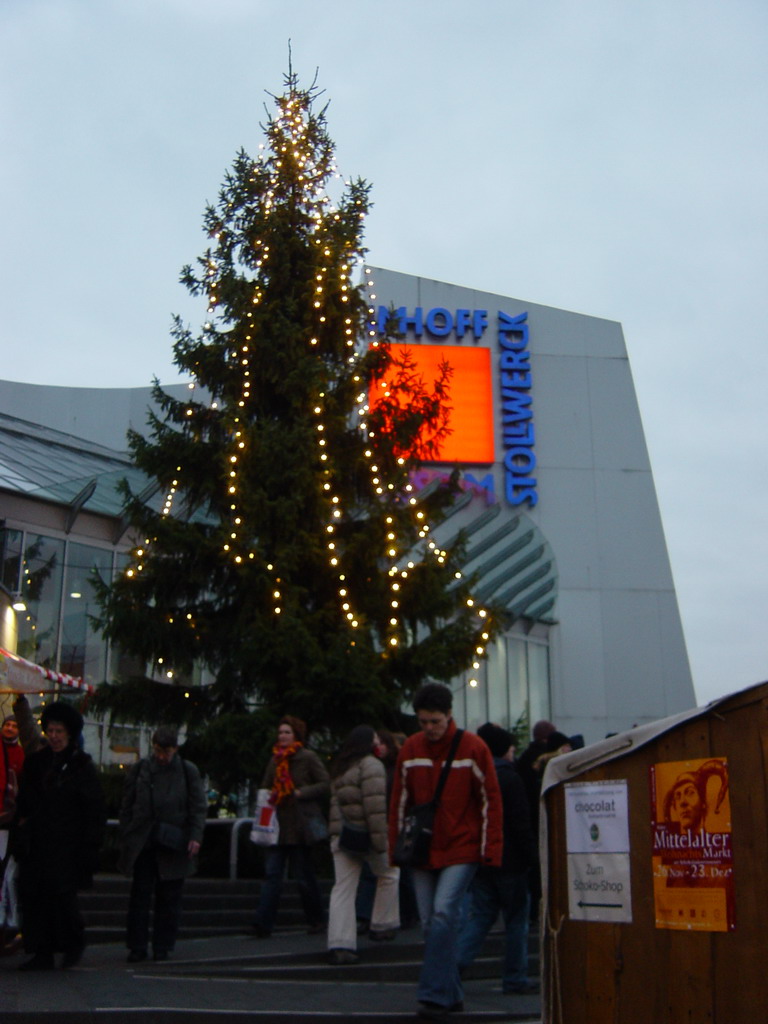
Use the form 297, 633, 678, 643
127, 846, 185, 954
458, 866, 531, 990
254, 844, 325, 933
19, 871, 84, 956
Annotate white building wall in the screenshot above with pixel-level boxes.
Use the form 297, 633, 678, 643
368, 268, 694, 742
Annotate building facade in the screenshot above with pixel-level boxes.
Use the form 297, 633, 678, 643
0, 269, 695, 752
364, 269, 694, 740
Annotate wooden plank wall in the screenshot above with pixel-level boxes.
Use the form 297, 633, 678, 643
542, 684, 768, 1024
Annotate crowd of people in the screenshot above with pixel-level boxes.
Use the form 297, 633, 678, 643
0, 684, 572, 1023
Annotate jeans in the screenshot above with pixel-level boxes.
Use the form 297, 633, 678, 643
254, 844, 325, 933
355, 859, 377, 922
328, 845, 399, 950
127, 846, 185, 954
457, 866, 530, 990
412, 863, 477, 1008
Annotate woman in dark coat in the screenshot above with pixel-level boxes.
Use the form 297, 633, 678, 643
118, 726, 207, 963
252, 715, 330, 936
14, 701, 105, 971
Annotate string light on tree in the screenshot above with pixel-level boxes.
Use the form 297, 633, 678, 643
94, 66, 497, 744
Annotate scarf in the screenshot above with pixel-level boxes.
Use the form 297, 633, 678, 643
270, 740, 303, 805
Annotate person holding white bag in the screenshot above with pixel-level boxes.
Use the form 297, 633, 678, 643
251, 715, 329, 937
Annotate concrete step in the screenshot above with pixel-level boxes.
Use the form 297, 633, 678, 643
80, 875, 541, 986
86, 875, 280, 895
84, 892, 264, 911
81, 874, 320, 942
143, 934, 539, 983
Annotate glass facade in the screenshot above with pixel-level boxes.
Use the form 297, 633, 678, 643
1, 524, 554, 760
453, 627, 551, 740
0, 526, 118, 687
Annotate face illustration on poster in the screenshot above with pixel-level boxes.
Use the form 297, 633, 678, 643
663, 760, 729, 833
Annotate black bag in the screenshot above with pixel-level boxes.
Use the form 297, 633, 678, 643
392, 802, 435, 867
338, 819, 371, 854
153, 821, 187, 852
148, 758, 191, 852
392, 729, 463, 869
300, 805, 329, 845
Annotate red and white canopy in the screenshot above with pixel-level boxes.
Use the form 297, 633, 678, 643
0, 647, 94, 695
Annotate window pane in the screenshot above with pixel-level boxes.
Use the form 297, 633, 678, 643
17, 534, 64, 668
0, 528, 23, 593
60, 542, 113, 685
464, 671, 486, 733
487, 638, 509, 727
527, 641, 551, 725
110, 553, 145, 681
507, 636, 528, 727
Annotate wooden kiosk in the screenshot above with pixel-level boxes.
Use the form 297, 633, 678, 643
540, 681, 768, 1023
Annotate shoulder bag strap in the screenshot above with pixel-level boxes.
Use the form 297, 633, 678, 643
180, 758, 192, 820
142, 758, 158, 821
431, 728, 464, 807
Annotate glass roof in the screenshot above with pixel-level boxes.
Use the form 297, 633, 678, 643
0, 413, 148, 518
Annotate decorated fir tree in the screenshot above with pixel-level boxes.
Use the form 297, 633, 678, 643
92, 69, 496, 760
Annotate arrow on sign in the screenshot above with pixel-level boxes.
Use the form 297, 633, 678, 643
578, 900, 624, 909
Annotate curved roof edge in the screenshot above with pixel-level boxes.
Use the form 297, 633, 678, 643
541, 679, 768, 796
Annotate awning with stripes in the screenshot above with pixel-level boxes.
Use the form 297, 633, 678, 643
0, 647, 94, 695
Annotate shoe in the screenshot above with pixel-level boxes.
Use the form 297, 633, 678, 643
306, 922, 325, 935
152, 949, 169, 961
19, 953, 55, 971
2, 933, 23, 957
61, 947, 84, 969
250, 924, 271, 938
504, 982, 540, 995
127, 949, 147, 963
417, 1001, 463, 1020
328, 948, 359, 965
368, 928, 397, 941
356, 918, 370, 935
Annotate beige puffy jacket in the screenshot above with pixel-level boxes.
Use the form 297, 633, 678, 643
329, 754, 388, 854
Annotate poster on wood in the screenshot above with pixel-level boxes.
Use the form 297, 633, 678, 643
650, 757, 735, 932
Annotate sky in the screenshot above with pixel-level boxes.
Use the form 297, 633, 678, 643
1, 0, 766, 707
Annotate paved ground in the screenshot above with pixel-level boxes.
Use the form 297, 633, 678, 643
0, 926, 542, 1023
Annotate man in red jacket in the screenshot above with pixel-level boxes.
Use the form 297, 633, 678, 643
389, 683, 503, 1021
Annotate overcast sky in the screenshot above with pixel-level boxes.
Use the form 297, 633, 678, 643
1, 0, 766, 707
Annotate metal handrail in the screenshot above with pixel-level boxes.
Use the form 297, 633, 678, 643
106, 816, 254, 880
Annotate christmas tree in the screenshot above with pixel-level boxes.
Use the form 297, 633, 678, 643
92, 69, 496, 765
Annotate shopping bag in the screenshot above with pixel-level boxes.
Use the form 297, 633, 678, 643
250, 789, 280, 846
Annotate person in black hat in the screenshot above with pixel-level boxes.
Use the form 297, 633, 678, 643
14, 701, 105, 970
457, 722, 539, 996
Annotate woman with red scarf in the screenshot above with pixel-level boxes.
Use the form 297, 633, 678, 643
251, 716, 329, 937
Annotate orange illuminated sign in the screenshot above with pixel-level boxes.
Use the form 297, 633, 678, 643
370, 344, 494, 464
